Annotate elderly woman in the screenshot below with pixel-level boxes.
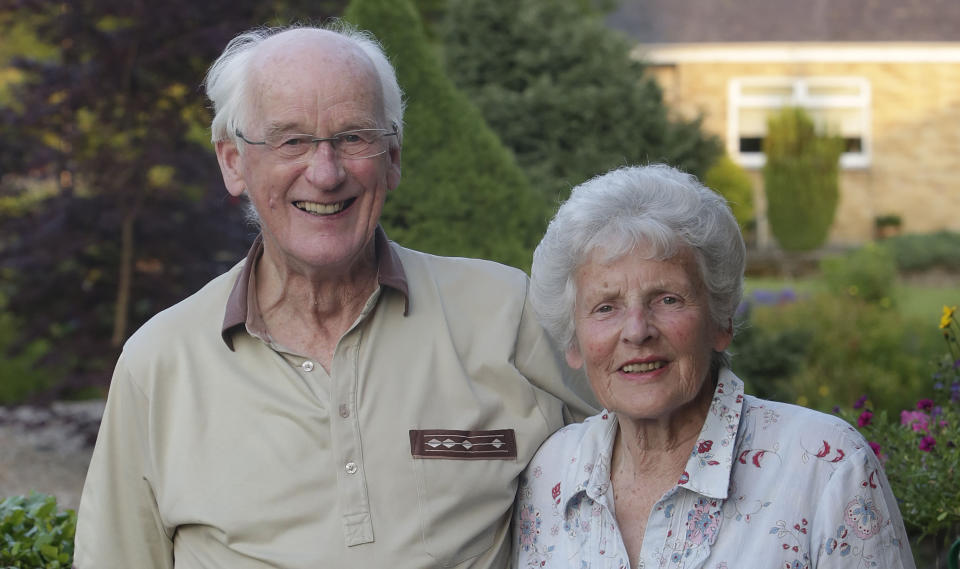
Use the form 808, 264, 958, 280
514, 164, 915, 568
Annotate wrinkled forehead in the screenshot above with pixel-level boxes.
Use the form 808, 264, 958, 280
247, 29, 386, 129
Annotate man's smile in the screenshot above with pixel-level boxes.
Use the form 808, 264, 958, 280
293, 198, 356, 216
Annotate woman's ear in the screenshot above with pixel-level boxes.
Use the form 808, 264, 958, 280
565, 341, 584, 370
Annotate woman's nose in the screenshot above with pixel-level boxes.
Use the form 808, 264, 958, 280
622, 307, 658, 344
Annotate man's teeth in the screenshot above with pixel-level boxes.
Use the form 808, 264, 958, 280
622, 361, 665, 373
295, 200, 345, 215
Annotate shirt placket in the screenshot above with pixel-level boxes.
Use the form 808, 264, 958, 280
329, 326, 374, 546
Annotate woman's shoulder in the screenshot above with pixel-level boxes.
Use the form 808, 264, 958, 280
528, 411, 614, 471
739, 394, 868, 460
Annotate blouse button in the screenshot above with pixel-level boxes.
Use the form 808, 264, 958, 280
301, 361, 315, 372
345, 462, 358, 475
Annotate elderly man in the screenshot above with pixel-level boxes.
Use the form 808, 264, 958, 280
74, 22, 596, 569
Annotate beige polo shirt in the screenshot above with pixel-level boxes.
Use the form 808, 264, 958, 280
75, 228, 597, 569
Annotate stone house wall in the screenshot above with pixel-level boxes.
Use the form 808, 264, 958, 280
643, 49, 960, 248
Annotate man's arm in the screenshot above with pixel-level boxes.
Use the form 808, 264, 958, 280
74, 356, 174, 569
514, 281, 599, 424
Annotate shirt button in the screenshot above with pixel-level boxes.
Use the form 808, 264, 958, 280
301, 361, 314, 372
345, 462, 358, 475
339, 404, 350, 418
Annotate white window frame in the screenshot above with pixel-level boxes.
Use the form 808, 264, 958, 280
727, 76, 872, 169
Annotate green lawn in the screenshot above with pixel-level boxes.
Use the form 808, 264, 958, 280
744, 275, 960, 322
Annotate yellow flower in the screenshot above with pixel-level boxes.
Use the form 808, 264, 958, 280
817, 385, 830, 397
940, 305, 957, 329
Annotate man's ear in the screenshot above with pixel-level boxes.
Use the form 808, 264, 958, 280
565, 340, 584, 370
386, 143, 401, 191
216, 140, 246, 197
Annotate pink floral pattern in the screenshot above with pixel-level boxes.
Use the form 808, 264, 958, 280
513, 370, 916, 569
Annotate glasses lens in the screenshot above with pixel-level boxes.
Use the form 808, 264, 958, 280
270, 135, 316, 159
336, 130, 385, 158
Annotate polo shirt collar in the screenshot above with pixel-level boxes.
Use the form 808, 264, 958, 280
559, 369, 746, 515
220, 226, 409, 350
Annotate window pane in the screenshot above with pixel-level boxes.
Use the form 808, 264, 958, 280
807, 83, 862, 97
739, 137, 764, 153
740, 84, 794, 97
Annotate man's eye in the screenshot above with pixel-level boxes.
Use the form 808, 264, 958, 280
595, 304, 613, 313
280, 136, 311, 147
338, 132, 365, 144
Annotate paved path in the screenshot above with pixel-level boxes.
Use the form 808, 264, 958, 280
0, 400, 104, 511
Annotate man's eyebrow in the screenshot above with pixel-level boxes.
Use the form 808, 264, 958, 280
262, 122, 305, 137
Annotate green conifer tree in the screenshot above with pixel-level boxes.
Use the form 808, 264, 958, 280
440, 0, 721, 203
345, 0, 547, 269
763, 107, 844, 252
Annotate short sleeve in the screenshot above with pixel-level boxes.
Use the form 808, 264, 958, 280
514, 280, 599, 424
74, 355, 174, 569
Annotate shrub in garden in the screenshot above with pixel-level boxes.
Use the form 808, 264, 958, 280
734, 291, 936, 417
838, 305, 960, 552
880, 230, 960, 273
763, 107, 844, 252
346, 0, 547, 270
0, 493, 75, 568
820, 243, 898, 306
703, 154, 755, 232
440, 0, 721, 204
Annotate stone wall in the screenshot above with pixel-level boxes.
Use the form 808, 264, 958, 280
647, 56, 960, 248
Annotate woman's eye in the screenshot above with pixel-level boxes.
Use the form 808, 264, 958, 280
595, 304, 613, 313
661, 295, 679, 305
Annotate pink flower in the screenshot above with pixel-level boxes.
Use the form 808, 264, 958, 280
919, 436, 936, 452
868, 441, 882, 457
857, 411, 873, 427
916, 399, 935, 411
901, 410, 930, 432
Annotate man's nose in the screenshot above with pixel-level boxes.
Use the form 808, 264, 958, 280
622, 307, 658, 344
302, 141, 346, 187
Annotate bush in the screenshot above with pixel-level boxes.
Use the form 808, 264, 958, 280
732, 292, 938, 417
0, 292, 56, 404
346, 0, 547, 270
440, 0, 721, 204
820, 243, 898, 305
703, 154, 755, 231
837, 306, 960, 560
763, 107, 844, 252
0, 493, 76, 568
881, 231, 960, 273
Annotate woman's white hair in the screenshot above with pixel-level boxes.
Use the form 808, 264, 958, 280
530, 164, 745, 368
203, 20, 405, 146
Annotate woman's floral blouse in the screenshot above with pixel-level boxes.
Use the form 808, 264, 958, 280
513, 369, 915, 569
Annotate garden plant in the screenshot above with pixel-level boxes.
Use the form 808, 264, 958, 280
838, 305, 960, 564
0, 493, 75, 568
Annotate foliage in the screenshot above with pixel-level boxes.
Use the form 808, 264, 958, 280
703, 154, 755, 231
346, 0, 547, 269
763, 107, 844, 252
0, 310, 55, 404
0, 493, 76, 568
733, 291, 937, 418
0, 0, 345, 396
880, 231, 960, 273
837, 305, 960, 543
440, 0, 721, 204
820, 243, 898, 306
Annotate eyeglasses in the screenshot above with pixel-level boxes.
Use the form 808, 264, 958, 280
235, 124, 399, 160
